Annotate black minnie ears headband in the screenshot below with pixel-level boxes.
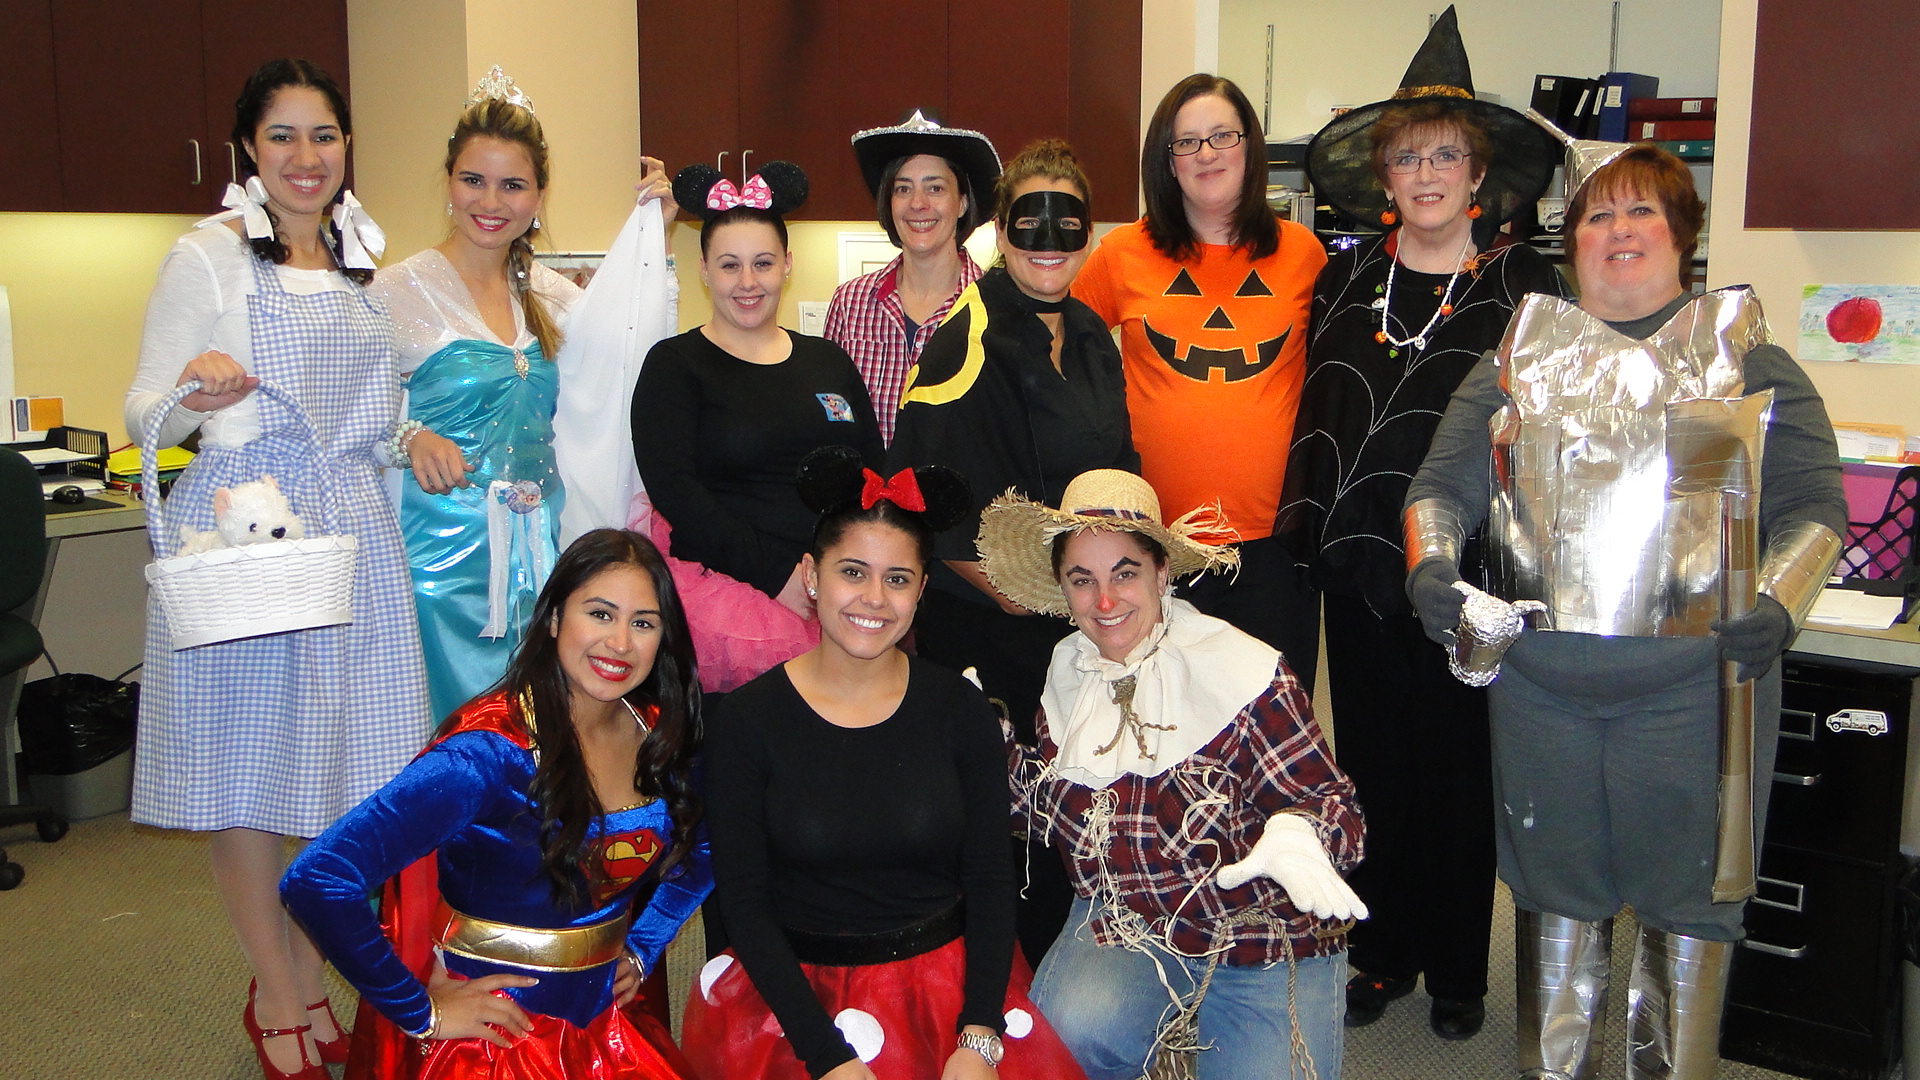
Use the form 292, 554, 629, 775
798, 445, 972, 534
672, 161, 810, 223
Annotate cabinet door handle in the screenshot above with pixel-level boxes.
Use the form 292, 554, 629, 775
1741, 938, 1807, 959
741, 150, 753, 184
1778, 708, 1817, 741
1771, 769, 1822, 787
715, 150, 729, 175
188, 139, 203, 186
226, 142, 239, 186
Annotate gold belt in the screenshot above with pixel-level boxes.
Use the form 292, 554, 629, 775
433, 900, 632, 973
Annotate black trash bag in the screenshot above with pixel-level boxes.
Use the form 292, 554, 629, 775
1899, 860, 1920, 967
16, 673, 138, 776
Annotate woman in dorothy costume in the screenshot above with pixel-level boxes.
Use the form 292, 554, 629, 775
376, 66, 678, 720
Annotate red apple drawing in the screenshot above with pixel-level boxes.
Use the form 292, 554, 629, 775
1827, 295, 1883, 344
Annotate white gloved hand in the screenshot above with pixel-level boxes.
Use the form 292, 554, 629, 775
1216, 813, 1369, 921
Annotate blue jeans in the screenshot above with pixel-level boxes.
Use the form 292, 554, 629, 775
1031, 898, 1345, 1080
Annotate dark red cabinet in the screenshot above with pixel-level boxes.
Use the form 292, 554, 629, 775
639, 0, 1139, 222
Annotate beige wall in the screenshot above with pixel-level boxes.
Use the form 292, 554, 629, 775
1707, 0, 1920, 434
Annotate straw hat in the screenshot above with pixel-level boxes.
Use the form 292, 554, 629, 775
976, 470, 1240, 618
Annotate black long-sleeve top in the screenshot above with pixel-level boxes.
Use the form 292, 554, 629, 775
888, 267, 1138, 572
631, 328, 883, 596
706, 658, 1016, 1079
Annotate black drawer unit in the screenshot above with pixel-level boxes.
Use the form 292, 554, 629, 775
1722, 655, 1914, 1080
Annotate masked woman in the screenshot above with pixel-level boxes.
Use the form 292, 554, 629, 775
1072, 74, 1325, 677
977, 469, 1365, 1080
632, 161, 884, 693
887, 139, 1138, 964
124, 59, 428, 1080
1272, 7, 1564, 1039
282, 528, 709, 1080
375, 67, 679, 721
1405, 137, 1845, 1080
825, 111, 999, 445
684, 447, 1085, 1080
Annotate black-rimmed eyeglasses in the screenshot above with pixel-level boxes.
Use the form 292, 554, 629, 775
1169, 131, 1246, 156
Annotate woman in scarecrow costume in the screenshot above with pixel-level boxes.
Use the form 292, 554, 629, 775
978, 468, 1366, 1080
1273, 5, 1565, 1040
1404, 125, 1845, 1079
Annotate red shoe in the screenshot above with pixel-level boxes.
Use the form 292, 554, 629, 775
244, 980, 328, 1080
307, 997, 349, 1064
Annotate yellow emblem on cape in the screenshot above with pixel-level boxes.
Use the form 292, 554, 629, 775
899, 283, 990, 408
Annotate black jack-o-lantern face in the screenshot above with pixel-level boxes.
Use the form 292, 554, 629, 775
1141, 267, 1291, 383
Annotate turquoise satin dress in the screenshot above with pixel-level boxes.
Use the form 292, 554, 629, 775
401, 340, 564, 721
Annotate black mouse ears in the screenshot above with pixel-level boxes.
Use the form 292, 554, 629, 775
673, 160, 809, 223
797, 445, 972, 533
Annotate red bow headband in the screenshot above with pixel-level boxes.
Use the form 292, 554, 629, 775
706, 174, 773, 212
860, 468, 925, 512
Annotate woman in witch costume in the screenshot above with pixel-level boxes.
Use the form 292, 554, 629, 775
281, 528, 710, 1080
684, 447, 1086, 1080
825, 110, 1000, 446
631, 161, 883, 693
1271, 5, 1564, 1040
886, 139, 1137, 966
978, 469, 1365, 1080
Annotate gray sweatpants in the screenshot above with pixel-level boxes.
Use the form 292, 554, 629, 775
1488, 631, 1782, 940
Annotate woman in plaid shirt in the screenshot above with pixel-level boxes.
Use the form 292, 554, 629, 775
977, 469, 1367, 1080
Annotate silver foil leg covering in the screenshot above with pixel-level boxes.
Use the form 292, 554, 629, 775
1758, 520, 1844, 630
1405, 497, 1467, 574
1516, 909, 1614, 1080
1627, 927, 1734, 1080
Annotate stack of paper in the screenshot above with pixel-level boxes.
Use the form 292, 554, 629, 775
1806, 589, 1907, 630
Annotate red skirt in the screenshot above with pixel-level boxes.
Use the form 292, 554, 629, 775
680, 937, 1086, 1080
416, 999, 696, 1080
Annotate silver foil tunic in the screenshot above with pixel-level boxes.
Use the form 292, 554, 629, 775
1485, 288, 1774, 637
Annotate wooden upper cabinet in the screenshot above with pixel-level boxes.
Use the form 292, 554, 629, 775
199, 0, 353, 191
639, 0, 1139, 223
1, 0, 64, 212
52, 0, 209, 214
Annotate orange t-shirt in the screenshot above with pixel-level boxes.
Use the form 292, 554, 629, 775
1075, 218, 1325, 541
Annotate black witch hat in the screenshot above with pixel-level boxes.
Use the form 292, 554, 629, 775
1305, 6, 1559, 229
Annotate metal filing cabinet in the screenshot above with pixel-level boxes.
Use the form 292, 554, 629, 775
1721, 656, 1914, 1080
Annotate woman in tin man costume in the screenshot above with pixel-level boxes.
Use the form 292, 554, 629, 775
1403, 129, 1846, 1079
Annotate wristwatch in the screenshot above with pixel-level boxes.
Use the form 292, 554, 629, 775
957, 1030, 1004, 1066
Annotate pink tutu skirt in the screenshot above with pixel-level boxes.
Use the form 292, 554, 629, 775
631, 498, 817, 693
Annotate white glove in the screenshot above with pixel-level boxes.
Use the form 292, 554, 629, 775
1216, 814, 1369, 921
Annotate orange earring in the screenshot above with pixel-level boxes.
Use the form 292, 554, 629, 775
1381, 207, 1397, 226
1466, 197, 1483, 220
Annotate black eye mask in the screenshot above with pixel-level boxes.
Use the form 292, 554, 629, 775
1005, 190, 1089, 253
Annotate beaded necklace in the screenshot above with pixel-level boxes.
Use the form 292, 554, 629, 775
1372, 230, 1475, 352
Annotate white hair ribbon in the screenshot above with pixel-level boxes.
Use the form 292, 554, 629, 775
331, 190, 386, 270
194, 176, 275, 239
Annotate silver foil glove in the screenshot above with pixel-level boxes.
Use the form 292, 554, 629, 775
1449, 581, 1547, 687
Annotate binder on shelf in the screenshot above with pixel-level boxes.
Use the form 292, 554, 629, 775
1531, 75, 1598, 136
1596, 73, 1660, 141
1635, 119, 1716, 141
1653, 140, 1714, 161
1627, 96, 1717, 121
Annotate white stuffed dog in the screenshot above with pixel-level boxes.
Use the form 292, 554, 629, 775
177, 475, 308, 555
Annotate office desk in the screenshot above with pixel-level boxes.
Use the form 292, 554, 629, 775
5, 494, 150, 805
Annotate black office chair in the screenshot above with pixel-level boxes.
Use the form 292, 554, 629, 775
1834, 464, 1920, 623
0, 447, 69, 889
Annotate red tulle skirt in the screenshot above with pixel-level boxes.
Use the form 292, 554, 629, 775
680, 938, 1087, 1080
631, 499, 817, 693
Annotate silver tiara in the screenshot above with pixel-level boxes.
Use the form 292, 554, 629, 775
466, 65, 536, 114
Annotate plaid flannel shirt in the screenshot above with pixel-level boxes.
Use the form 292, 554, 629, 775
823, 252, 982, 446
1009, 663, 1364, 966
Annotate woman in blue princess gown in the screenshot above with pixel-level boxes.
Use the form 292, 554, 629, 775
373, 67, 677, 721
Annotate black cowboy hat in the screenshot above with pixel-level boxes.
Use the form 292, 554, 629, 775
1306, 6, 1560, 229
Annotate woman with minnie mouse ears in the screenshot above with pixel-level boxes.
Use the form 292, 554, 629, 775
631, 163, 884, 694
684, 446, 1088, 1080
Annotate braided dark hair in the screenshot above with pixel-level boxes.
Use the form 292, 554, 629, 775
230, 59, 372, 286
797, 445, 972, 569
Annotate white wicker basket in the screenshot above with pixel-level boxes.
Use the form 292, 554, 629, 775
141, 379, 360, 651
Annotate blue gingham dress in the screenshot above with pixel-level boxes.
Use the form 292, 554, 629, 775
131, 253, 432, 837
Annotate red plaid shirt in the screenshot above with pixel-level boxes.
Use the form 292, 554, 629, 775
823, 252, 982, 446
1009, 663, 1363, 966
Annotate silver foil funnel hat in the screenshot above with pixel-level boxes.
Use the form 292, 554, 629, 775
1448, 581, 1547, 687
1526, 108, 1632, 201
